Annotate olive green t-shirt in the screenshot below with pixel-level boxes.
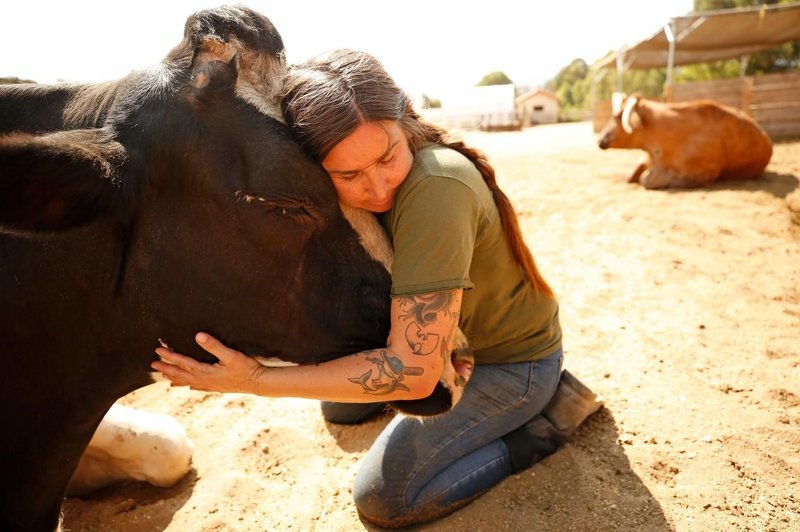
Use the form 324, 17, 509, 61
378, 144, 562, 364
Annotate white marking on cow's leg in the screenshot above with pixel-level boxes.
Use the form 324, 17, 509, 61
339, 203, 393, 272
67, 404, 194, 496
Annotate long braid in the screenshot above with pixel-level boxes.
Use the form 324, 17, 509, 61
404, 110, 554, 299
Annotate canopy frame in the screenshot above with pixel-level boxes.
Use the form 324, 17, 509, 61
593, 2, 800, 90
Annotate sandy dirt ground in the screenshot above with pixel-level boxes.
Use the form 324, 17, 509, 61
62, 122, 800, 531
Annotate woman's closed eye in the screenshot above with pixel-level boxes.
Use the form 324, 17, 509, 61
333, 171, 360, 183
379, 152, 396, 166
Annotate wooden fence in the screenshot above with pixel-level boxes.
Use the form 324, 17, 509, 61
593, 71, 800, 139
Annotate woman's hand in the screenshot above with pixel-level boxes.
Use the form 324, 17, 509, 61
151, 332, 265, 394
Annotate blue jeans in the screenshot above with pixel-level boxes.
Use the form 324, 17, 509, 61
325, 348, 563, 528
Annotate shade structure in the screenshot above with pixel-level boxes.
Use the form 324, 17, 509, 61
592, 2, 800, 71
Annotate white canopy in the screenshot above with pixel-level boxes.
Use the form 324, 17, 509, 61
593, 2, 800, 71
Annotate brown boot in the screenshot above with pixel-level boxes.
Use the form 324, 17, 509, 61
541, 369, 603, 435
500, 370, 603, 472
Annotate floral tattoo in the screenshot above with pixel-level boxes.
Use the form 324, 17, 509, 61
398, 291, 458, 355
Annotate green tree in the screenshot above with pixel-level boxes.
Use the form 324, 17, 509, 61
545, 59, 592, 120
420, 94, 441, 109
476, 71, 513, 86
694, 0, 776, 10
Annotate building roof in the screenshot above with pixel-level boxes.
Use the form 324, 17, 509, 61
515, 88, 559, 104
592, 2, 800, 70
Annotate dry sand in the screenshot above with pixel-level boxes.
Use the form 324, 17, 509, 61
62, 122, 800, 531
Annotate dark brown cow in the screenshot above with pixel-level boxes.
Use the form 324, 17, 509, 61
0, 7, 395, 530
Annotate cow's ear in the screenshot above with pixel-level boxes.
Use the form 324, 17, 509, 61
0, 128, 134, 233
188, 39, 238, 99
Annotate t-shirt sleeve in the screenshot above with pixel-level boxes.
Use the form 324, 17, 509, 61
389, 175, 482, 296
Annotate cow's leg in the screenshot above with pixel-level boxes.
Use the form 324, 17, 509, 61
1, 403, 110, 532
627, 157, 650, 183
669, 164, 720, 187
67, 404, 193, 496
639, 166, 676, 189
671, 175, 715, 188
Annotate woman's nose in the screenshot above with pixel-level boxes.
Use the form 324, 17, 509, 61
365, 171, 388, 200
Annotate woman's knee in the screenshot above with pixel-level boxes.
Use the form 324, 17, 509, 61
352, 463, 408, 527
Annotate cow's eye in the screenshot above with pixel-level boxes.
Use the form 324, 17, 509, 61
235, 192, 318, 222
264, 203, 310, 217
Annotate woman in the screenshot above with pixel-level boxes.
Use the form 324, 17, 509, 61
152, 49, 599, 528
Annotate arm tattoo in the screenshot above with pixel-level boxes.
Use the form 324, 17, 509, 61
398, 291, 458, 355
349, 350, 424, 395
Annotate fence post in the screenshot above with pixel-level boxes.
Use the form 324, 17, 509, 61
663, 82, 674, 103
742, 76, 753, 114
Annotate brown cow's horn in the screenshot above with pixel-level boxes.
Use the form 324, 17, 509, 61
621, 96, 638, 134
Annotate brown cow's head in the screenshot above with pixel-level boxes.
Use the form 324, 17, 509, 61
598, 93, 643, 150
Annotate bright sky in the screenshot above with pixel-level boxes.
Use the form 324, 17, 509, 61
2, 0, 695, 97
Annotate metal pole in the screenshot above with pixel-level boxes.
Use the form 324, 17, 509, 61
740, 54, 750, 77
664, 21, 676, 85
615, 46, 626, 93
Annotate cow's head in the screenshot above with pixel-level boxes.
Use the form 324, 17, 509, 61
0, 5, 474, 417
598, 93, 644, 150
0, 6, 391, 365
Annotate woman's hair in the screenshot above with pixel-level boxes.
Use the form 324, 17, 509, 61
282, 49, 554, 298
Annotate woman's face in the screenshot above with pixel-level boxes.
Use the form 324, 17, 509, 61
321, 120, 413, 213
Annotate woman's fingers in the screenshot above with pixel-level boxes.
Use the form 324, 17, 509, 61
154, 347, 199, 369
151, 334, 262, 394
195, 332, 246, 365
151, 361, 191, 386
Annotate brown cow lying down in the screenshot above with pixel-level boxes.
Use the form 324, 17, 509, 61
598, 94, 773, 189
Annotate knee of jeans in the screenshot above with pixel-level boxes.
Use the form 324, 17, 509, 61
352, 463, 408, 525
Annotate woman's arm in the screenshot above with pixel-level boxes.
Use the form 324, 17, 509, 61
152, 289, 462, 403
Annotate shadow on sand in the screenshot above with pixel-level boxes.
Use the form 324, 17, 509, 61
323, 406, 673, 531
702, 171, 797, 198
61, 468, 197, 531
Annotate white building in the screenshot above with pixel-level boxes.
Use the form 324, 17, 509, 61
515, 88, 560, 126
419, 84, 519, 131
